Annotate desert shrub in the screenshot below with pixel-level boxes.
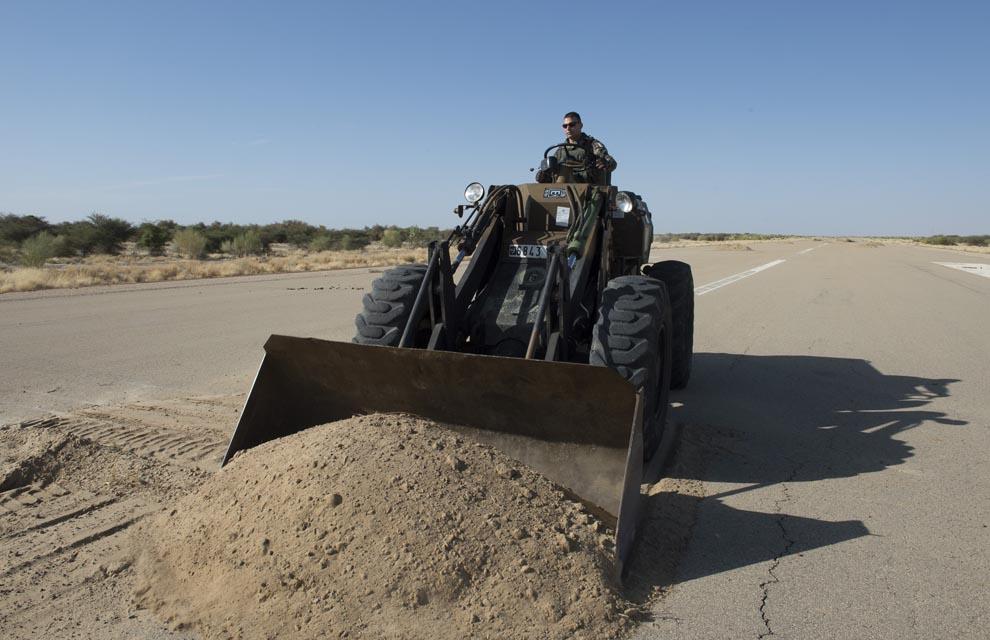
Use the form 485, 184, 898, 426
50, 220, 98, 255
342, 230, 372, 249
263, 220, 320, 246
137, 222, 174, 255
365, 225, 385, 242
51, 235, 75, 257
308, 232, 368, 251
338, 234, 357, 251
27, 227, 76, 257
188, 222, 249, 253
227, 230, 264, 256
381, 228, 405, 248
308, 234, 335, 252
0, 214, 50, 244
925, 235, 990, 247
47, 214, 132, 255
405, 226, 443, 247
0, 242, 17, 264
20, 232, 59, 267
86, 213, 133, 254
187, 223, 222, 253
172, 228, 208, 258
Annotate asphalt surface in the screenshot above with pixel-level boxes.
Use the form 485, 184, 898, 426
2, 239, 988, 638
636, 240, 990, 639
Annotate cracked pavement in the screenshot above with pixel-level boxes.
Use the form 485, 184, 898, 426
757, 463, 801, 639
633, 241, 989, 639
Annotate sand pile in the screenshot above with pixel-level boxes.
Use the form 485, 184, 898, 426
133, 414, 636, 639
0, 425, 68, 494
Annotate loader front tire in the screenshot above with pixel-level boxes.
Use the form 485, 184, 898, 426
590, 276, 673, 460
643, 260, 694, 389
353, 264, 428, 347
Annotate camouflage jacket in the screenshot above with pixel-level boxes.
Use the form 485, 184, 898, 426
538, 133, 617, 184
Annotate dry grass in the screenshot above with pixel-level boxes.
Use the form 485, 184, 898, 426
714, 242, 754, 251
847, 237, 990, 254
937, 244, 990, 254
0, 246, 427, 294
651, 237, 799, 250
909, 241, 990, 254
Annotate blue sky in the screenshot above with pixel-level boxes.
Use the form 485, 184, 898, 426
1, 1, 987, 235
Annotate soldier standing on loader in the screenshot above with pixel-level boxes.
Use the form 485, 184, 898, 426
537, 111, 617, 184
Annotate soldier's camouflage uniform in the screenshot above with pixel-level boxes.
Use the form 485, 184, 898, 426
538, 133, 617, 184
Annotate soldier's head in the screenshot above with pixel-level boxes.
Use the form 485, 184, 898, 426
562, 111, 583, 142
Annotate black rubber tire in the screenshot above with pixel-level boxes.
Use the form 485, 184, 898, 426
353, 264, 428, 346
643, 260, 694, 389
590, 275, 673, 460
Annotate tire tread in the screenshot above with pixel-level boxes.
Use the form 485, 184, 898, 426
353, 264, 428, 346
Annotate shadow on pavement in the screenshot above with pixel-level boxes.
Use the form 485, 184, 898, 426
677, 352, 965, 485
624, 352, 965, 601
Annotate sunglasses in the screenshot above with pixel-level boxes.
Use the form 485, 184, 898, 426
562, 122, 580, 129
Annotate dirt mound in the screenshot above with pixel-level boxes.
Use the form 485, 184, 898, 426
1, 398, 233, 640
0, 420, 204, 507
0, 425, 70, 494
133, 414, 635, 639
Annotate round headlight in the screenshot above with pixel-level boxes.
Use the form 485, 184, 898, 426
615, 192, 634, 213
464, 182, 485, 204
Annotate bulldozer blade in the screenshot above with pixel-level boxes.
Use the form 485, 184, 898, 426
223, 335, 644, 579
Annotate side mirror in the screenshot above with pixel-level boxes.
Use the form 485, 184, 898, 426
540, 156, 558, 173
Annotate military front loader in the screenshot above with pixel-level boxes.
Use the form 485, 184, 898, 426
222, 143, 695, 579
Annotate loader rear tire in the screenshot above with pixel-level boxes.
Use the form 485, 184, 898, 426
590, 275, 673, 460
644, 260, 694, 389
353, 264, 428, 347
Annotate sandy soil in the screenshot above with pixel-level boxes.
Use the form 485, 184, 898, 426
0, 396, 238, 639
1, 398, 706, 639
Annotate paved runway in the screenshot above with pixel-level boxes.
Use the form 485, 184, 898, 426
637, 240, 990, 638
2, 239, 988, 638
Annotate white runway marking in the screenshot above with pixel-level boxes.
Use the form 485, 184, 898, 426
933, 262, 990, 279
796, 247, 816, 255
695, 259, 786, 296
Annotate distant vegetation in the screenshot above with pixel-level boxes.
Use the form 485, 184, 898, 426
3, 212, 986, 270
653, 232, 793, 242
0, 213, 448, 267
658, 233, 990, 247
919, 235, 989, 247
